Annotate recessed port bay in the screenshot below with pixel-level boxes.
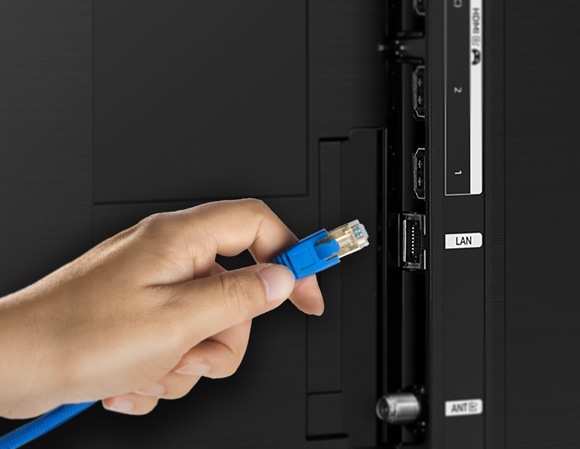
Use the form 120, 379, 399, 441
413, 148, 426, 200
401, 212, 426, 270
412, 65, 426, 120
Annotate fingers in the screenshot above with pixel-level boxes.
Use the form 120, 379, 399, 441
145, 199, 324, 315
104, 373, 200, 415
173, 321, 252, 379
175, 199, 325, 315
106, 321, 252, 415
102, 393, 158, 415
103, 375, 198, 415
167, 264, 294, 344
289, 275, 325, 316
191, 261, 226, 281
176, 199, 299, 261
135, 372, 203, 400
211, 262, 226, 276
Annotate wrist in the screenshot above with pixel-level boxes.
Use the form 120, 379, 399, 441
0, 287, 65, 418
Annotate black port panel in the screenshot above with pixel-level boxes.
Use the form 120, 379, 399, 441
380, 57, 428, 446
381, 2, 428, 444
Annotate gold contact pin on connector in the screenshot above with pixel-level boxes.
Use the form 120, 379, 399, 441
327, 220, 370, 259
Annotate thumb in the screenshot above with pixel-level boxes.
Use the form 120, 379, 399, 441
169, 263, 295, 343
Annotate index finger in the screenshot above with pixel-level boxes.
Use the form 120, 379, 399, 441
174, 199, 324, 315
178, 199, 295, 260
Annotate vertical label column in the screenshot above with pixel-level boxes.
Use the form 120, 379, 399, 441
441, 1, 485, 448
445, 0, 483, 196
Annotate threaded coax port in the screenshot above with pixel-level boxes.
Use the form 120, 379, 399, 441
376, 393, 422, 425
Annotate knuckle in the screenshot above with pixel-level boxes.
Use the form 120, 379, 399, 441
139, 213, 174, 238
138, 212, 183, 250
242, 198, 269, 215
139, 213, 164, 231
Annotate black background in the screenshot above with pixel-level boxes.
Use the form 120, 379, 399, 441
2, 0, 580, 448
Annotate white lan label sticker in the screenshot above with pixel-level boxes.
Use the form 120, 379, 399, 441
445, 399, 483, 417
445, 232, 483, 249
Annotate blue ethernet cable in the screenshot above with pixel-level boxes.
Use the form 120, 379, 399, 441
0, 220, 368, 449
0, 402, 96, 449
271, 220, 369, 279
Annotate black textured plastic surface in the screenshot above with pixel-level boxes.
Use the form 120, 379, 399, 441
503, 1, 580, 448
94, 0, 308, 203
0, 1, 385, 448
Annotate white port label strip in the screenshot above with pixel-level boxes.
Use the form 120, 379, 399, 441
444, 0, 484, 196
470, 0, 483, 194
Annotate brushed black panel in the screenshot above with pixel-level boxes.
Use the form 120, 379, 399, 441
505, 1, 580, 448
0, 0, 93, 439
307, 393, 345, 437
308, 142, 343, 394
0, 0, 92, 294
309, 0, 386, 137
0, 0, 385, 447
20, 305, 309, 449
94, 0, 307, 203
340, 129, 380, 448
486, 0, 506, 448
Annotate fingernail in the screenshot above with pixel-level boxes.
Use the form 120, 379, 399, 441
257, 264, 296, 302
105, 398, 134, 414
135, 383, 166, 398
175, 361, 211, 376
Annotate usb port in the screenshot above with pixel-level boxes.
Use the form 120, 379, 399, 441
401, 213, 426, 270
413, 148, 426, 200
412, 65, 426, 119
413, 0, 426, 16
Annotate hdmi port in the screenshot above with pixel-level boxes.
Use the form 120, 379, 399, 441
413, 148, 426, 200
412, 65, 426, 120
401, 213, 426, 270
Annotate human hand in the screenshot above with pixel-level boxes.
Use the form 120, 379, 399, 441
0, 199, 324, 419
